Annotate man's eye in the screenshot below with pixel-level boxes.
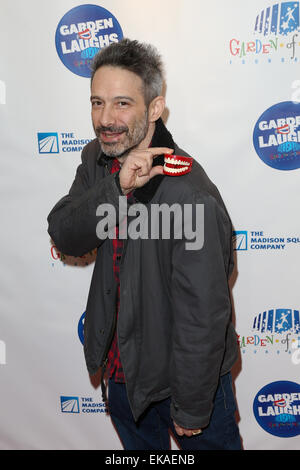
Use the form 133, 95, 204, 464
92, 101, 102, 107
118, 101, 129, 107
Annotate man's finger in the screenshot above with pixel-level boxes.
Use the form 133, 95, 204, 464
147, 147, 174, 157
149, 165, 164, 179
136, 159, 151, 176
174, 424, 184, 436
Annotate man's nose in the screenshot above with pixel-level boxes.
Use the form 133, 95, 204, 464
99, 104, 116, 128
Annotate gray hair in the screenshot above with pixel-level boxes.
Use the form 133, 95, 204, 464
90, 38, 164, 106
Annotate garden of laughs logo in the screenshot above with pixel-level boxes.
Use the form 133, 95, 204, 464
55, 4, 123, 77
253, 381, 300, 437
253, 101, 300, 170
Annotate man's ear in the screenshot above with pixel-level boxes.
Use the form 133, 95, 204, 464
148, 96, 165, 123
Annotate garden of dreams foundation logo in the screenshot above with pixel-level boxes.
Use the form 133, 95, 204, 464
230, 2, 300, 63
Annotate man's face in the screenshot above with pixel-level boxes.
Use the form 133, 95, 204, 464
91, 66, 149, 158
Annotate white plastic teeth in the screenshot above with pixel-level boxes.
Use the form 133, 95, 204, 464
163, 164, 189, 173
164, 157, 191, 166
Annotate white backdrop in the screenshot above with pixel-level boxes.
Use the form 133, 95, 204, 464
1, 0, 300, 450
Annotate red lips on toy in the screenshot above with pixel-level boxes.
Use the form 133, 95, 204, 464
163, 154, 193, 176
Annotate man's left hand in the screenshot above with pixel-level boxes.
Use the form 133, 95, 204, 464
173, 421, 202, 437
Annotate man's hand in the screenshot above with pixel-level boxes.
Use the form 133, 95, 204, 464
173, 421, 202, 438
118, 147, 173, 195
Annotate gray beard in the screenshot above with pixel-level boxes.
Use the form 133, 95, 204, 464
96, 110, 149, 158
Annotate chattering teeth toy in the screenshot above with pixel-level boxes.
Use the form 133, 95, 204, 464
163, 154, 193, 176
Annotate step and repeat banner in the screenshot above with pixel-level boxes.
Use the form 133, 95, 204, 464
1, 0, 300, 450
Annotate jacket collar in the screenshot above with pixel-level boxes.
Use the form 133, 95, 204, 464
97, 118, 175, 203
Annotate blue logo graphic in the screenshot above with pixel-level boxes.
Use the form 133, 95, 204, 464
252, 308, 300, 334
253, 381, 300, 437
60, 396, 80, 413
253, 101, 300, 170
232, 231, 248, 250
55, 4, 123, 78
37, 133, 59, 154
78, 312, 85, 345
255, 2, 300, 36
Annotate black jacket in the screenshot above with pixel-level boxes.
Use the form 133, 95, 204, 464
47, 119, 238, 429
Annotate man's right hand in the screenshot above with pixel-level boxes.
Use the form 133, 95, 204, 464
173, 421, 202, 437
118, 147, 174, 195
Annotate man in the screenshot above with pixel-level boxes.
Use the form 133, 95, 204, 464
48, 39, 242, 450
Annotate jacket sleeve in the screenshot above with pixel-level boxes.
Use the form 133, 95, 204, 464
47, 147, 122, 257
169, 191, 234, 430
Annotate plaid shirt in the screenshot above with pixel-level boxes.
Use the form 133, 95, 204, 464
106, 158, 133, 383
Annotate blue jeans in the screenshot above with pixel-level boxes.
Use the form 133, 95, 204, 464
108, 372, 242, 450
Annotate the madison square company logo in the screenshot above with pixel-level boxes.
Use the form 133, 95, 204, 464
61, 312, 107, 415
60, 395, 107, 414
230, 2, 300, 63
253, 101, 300, 170
233, 230, 300, 251
253, 381, 300, 437
238, 307, 300, 360
55, 4, 123, 77
37, 132, 92, 155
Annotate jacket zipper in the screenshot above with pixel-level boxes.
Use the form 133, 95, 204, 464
99, 161, 127, 403
100, 304, 117, 403
100, 160, 120, 403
